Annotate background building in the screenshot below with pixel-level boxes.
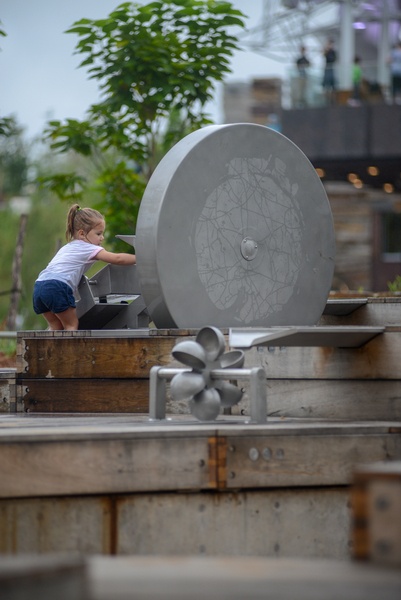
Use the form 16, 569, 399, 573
222, 0, 401, 292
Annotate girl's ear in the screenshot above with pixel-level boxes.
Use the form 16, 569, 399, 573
77, 229, 86, 240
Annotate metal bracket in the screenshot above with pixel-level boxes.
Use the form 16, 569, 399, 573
149, 366, 267, 424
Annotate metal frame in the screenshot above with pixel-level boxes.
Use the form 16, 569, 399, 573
149, 366, 267, 424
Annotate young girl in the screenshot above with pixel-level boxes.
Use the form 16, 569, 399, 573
33, 203, 136, 331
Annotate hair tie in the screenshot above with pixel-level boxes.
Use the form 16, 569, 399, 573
77, 206, 81, 211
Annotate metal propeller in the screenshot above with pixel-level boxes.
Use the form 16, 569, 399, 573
170, 326, 245, 421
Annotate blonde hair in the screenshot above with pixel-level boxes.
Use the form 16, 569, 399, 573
65, 204, 105, 241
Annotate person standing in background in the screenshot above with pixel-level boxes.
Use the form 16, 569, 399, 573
322, 38, 337, 105
295, 45, 311, 107
351, 56, 362, 105
388, 40, 401, 103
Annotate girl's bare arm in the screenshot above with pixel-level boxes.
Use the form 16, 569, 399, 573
96, 249, 136, 265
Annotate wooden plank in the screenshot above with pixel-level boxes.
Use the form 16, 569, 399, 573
19, 336, 180, 379
88, 556, 401, 600
2, 415, 399, 441
0, 370, 16, 414
0, 488, 351, 559
221, 433, 401, 489
19, 379, 149, 413
369, 477, 401, 565
243, 331, 401, 379
0, 420, 400, 497
115, 488, 350, 558
351, 461, 401, 566
0, 496, 112, 554
18, 331, 401, 382
235, 379, 401, 421
16, 377, 401, 420
0, 436, 211, 497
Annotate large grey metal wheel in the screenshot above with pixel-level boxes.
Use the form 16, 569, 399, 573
136, 123, 335, 329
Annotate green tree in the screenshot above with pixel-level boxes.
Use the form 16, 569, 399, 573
0, 116, 29, 202
43, 0, 246, 246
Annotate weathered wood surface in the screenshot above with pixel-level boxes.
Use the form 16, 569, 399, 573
17, 331, 401, 380
20, 379, 148, 413
88, 556, 401, 600
246, 379, 401, 420
17, 377, 401, 419
0, 415, 400, 497
167, 379, 401, 421
0, 488, 350, 558
0, 369, 16, 413
243, 331, 401, 379
351, 461, 401, 566
18, 337, 179, 379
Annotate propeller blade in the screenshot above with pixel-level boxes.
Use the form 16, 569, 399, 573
216, 381, 243, 407
170, 372, 206, 401
196, 326, 226, 361
172, 340, 206, 370
189, 388, 220, 421
219, 350, 245, 369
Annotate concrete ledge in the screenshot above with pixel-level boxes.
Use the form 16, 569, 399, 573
88, 555, 401, 600
0, 554, 89, 600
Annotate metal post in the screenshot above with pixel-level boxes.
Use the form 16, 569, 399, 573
338, 0, 354, 91
378, 1, 390, 91
249, 367, 267, 424
149, 366, 166, 420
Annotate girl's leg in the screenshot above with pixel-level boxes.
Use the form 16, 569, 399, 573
42, 307, 79, 331
42, 312, 65, 331
57, 307, 79, 331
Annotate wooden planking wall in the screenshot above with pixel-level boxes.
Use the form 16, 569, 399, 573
0, 488, 350, 558
0, 369, 16, 413
1, 418, 400, 558
17, 333, 180, 413
2, 423, 400, 498
15, 327, 401, 418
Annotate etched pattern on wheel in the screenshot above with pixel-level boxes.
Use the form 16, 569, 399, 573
193, 156, 304, 323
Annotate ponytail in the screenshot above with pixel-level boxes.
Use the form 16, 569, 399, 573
65, 204, 104, 241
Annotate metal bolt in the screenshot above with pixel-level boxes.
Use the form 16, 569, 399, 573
228, 445, 236, 452
276, 448, 285, 459
229, 471, 236, 479
262, 447, 272, 460
375, 496, 391, 511
199, 459, 205, 467
249, 447, 259, 461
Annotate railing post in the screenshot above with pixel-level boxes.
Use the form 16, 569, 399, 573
149, 366, 166, 420
249, 367, 267, 424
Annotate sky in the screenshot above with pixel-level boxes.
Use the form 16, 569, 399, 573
0, 0, 290, 141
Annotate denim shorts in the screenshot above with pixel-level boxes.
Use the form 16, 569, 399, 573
33, 280, 76, 315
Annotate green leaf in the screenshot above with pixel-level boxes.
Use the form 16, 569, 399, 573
44, 0, 247, 234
